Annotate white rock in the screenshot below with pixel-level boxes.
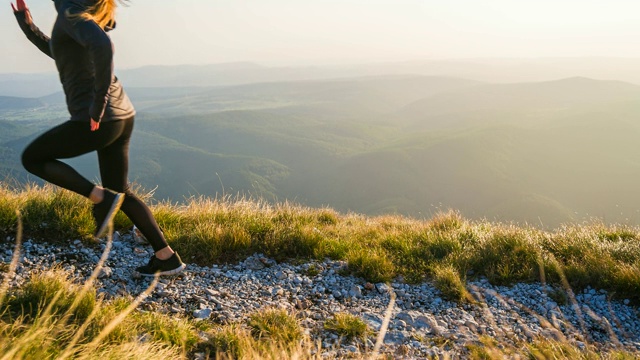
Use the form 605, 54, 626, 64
376, 283, 390, 294
193, 308, 212, 319
349, 285, 362, 298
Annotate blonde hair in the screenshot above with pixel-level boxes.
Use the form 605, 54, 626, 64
67, 0, 124, 30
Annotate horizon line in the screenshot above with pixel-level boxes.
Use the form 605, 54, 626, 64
4, 56, 640, 76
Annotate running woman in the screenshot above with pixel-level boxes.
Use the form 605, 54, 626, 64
12, 0, 185, 277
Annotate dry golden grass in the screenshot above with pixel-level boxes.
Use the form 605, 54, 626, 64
0, 183, 639, 359
2, 183, 640, 302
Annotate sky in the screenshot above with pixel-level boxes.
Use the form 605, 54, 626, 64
3, 0, 640, 73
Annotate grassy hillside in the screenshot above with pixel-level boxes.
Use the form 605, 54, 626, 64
1, 183, 639, 303
3, 75, 640, 228
0, 183, 639, 359
321, 118, 640, 225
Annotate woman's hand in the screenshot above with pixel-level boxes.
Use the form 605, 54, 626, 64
10, 0, 27, 11
11, 0, 32, 24
90, 119, 100, 131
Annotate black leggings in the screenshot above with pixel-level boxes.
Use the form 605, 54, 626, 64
22, 117, 168, 252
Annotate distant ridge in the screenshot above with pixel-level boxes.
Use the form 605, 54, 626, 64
6, 57, 640, 97
3, 74, 640, 228
399, 76, 640, 123
0, 96, 44, 110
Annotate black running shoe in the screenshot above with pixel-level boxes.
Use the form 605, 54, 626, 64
93, 189, 125, 238
134, 252, 186, 277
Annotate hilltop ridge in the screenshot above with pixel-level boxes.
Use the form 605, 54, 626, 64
7, 57, 640, 97
0, 183, 639, 358
2, 75, 640, 228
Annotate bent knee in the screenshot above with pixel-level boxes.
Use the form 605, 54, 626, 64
21, 148, 39, 174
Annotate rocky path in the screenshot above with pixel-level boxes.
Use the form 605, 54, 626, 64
2, 231, 640, 359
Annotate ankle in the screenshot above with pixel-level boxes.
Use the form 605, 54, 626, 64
89, 186, 104, 204
155, 247, 175, 261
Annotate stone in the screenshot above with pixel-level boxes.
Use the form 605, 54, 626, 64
111, 241, 124, 249
332, 290, 343, 299
134, 247, 148, 257
98, 266, 112, 278
349, 285, 362, 298
376, 283, 390, 294
345, 345, 358, 353
296, 299, 311, 310
5, 235, 640, 359
464, 320, 478, 332
193, 308, 212, 319
244, 257, 265, 271
396, 312, 415, 327
384, 331, 406, 345
205, 288, 219, 297
395, 319, 407, 329
414, 315, 434, 330
364, 282, 375, 291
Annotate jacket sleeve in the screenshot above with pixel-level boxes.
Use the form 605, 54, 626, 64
14, 11, 53, 59
60, 3, 113, 123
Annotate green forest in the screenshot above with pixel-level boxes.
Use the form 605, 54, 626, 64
2, 73, 640, 228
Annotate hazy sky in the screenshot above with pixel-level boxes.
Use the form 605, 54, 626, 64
3, 0, 640, 73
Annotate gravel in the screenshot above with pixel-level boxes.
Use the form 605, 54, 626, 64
2, 231, 639, 359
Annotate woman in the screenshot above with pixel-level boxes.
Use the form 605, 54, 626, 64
11, 0, 185, 277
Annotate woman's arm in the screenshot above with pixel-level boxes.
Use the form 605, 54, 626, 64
12, 0, 53, 59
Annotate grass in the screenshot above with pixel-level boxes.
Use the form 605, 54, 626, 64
0, 217, 316, 359
0, 186, 640, 360
464, 335, 639, 360
430, 263, 473, 303
247, 308, 304, 345
0, 265, 318, 359
2, 183, 639, 304
5, 268, 97, 321
323, 312, 370, 341
0, 219, 183, 359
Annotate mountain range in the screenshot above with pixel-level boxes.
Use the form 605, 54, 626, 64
2, 66, 640, 228
6, 57, 640, 97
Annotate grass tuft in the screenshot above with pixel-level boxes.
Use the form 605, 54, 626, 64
346, 249, 395, 283
468, 226, 542, 285
247, 308, 304, 345
202, 324, 250, 359
431, 263, 472, 303
0, 269, 185, 360
323, 312, 370, 341
5, 268, 96, 321
429, 209, 464, 232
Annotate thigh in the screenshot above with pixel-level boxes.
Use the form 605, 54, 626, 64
98, 118, 134, 192
24, 120, 125, 161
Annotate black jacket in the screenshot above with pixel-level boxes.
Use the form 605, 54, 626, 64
15, 0, 135, 123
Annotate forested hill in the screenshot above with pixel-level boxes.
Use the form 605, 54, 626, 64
2, 74, 640, 228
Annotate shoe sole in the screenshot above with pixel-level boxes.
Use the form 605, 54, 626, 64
135, 263, 187, 278
94, 193, 125, 239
